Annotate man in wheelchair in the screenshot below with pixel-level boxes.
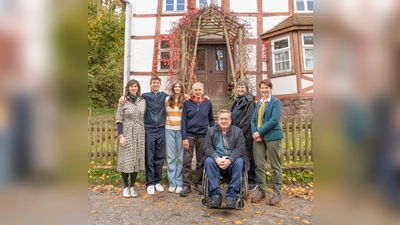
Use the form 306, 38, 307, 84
202, 109, 249, 208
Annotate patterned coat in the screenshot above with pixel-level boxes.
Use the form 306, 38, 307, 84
116, 97, 146, 173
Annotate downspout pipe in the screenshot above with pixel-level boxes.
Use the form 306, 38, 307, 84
122, 0, 134, 90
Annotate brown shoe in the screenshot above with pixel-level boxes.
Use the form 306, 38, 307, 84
269, 193, 281, 206
251, 190, 266, 203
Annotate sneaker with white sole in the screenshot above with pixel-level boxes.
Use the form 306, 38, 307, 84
147, 185, 155, 195
168, 187, 176, 193
123, 187, 131, 198
175, 187, 182, 194
130, 187, 138, 197
155, 183, 164, 192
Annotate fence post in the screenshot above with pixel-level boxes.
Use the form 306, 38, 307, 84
88, 109, 92, 161
299, 116, 303, 162
284, 117, 290, 163
291, 117, 297, 162
305, 117, 309, 161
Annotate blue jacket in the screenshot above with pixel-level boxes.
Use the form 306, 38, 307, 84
251, 95, 283, 141
142, 91, 168, 128
181, 97, 215, 139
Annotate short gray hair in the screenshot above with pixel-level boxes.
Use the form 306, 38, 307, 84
192, 82, 204, 90
237, 80, 249, 92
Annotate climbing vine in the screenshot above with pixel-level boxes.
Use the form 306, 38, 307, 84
153, 4, 253, 96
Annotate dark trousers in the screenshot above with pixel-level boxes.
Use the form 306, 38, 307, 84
204, 157, 244, 200
145, 127, 166, 186
182, 136, 205, 187
246, 140, 257, 184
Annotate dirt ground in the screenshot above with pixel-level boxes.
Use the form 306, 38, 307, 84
88, 183, 313, 225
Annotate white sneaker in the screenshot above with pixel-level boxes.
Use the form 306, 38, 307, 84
168, 187, 176, 193
130, 187, 138, 197
155, 183, 164, 192
147, 185, 155, 195
175, 187, 182, 194
123, 187, 131, 198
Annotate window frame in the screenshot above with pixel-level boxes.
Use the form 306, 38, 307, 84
158, 40, 169, 72
271, 35, 293, 76
163, 0, 186, 13
197, 0, 221, 9
300, 33, 313, 71
294, 0, 313, 13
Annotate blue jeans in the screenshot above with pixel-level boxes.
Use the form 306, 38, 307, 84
204, 157, 244, 200
165, 129, 183, 188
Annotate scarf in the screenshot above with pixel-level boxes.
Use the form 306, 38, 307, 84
128, 94, 137, 103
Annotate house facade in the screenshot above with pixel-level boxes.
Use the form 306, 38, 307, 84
121, 0, 313, 117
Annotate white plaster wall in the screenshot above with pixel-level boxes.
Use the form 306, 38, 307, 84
238, 16, 257, 38
301, 78, 313, 89
271, 75, 297, 95
262, 61, 267, 71
230, 0, 257, 13
129, 75, 170, 94
246, 75, 257, 96
262, 0, 289, 13
302, 74, 313, 93
262, 16, 288, 33
160, 16, 182, 34
131, 40, 154, 72
245, 45, 257, 72
132, 18, 156, 36
132, 0, 158, 15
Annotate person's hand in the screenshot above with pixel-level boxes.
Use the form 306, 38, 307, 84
255, 137, 263, 142
182, 139, 189, 150
252, 132, 261, 140
119, 135, 126, 148
203, 95, 210, 100
119, 96, 126, 105
220, 158, 232, 170
215, 157, 224, 168
184, 94, 191, 101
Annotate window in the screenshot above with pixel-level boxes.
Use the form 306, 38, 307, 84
294, 0, 313, 12
301, 34, 313, 70
197, 0, 220, 9
159, 40, 169, 71
271, 36, 292, 74
215, 49, 224, 71
164, 0, 185, 12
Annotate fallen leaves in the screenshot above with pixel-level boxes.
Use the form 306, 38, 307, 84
287, 186, 313, 201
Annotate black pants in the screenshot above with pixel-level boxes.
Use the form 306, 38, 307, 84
182, 136, 205, 188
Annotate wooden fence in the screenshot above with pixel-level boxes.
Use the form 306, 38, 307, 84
88, 110, 313, 163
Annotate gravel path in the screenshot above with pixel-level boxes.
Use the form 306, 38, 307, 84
89, 183, 313, 225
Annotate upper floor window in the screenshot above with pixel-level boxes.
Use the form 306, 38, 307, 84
198, 0, 221, 9
271, 36, 292, 74
159, 40, 169, 71
295, 0, 313, 12
301, 33, 313, 70
164, 0, 186, 12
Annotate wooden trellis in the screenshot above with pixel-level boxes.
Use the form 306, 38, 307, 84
167, 5, 249, 96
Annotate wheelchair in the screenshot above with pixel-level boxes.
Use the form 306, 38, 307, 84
200, 166, 249, 210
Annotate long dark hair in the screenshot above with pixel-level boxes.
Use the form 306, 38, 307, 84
168, 80, 185, 109
124, 79, 141, 97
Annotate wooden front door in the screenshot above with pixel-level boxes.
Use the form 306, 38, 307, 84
194, 45, 229, 99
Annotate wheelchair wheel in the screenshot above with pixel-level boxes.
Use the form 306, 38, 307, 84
200, 196, 207, 207
242, 171, 249, 200
236, 199, 246, 210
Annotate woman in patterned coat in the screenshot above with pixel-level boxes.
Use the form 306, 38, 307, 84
116, 79, 146, 198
